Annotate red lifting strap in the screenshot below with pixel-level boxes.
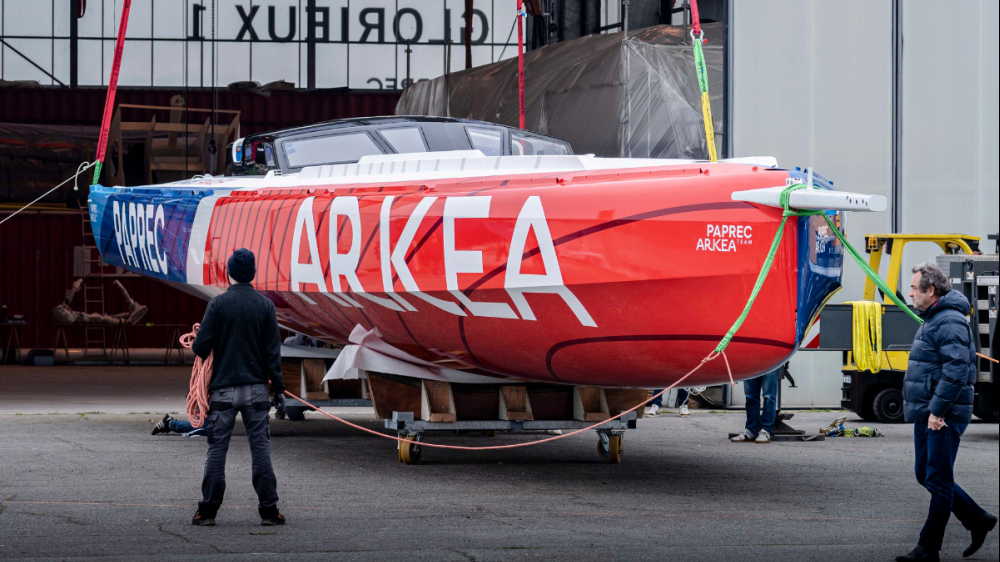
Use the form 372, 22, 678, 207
517, 0, 526, 129
690, 0, 703, 37
92, 0, 132, 185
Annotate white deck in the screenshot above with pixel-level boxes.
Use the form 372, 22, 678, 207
121, 152, 781, 193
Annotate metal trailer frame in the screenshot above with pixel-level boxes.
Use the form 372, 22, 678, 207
282, 399, 374, 421
277, 344, 375, 421
386, 411, 639, 465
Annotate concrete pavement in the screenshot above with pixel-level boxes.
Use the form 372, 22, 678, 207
0, 368, 997, 561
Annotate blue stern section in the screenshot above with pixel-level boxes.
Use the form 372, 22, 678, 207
789, 170, 845, 347
88, 185, 215, 284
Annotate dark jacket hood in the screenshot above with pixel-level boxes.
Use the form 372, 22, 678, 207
921, 290, 971, 319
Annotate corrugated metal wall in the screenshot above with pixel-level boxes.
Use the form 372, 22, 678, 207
0, 88, 402, 136
731, 0, 999, 408
1, 211, 207, 350
732, 0, 895, 408
1, 87, 401, 352
898, 0, 999, 271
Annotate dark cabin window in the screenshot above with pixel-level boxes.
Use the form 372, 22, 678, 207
511, 133, 571, 156
380, 127, 429, 154
465, 127, 504, 157
282, 133, 385, 168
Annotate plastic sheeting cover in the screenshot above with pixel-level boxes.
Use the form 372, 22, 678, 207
325, 326, 515, 385
396, 24, 724, 160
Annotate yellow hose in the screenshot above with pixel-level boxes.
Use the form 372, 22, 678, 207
849, 301, 883, 373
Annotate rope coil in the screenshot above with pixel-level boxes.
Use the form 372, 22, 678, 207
179, 324, 212, 429
849, 301, 884, 373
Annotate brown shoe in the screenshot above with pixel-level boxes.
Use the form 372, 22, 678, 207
151, 415, 172, 435
260, 506, 286, 527
191, 510, 216, 527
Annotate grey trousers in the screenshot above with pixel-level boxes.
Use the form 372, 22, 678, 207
200, 384, 278, 513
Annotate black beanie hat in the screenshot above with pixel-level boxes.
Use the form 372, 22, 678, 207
228, 249, 256, 284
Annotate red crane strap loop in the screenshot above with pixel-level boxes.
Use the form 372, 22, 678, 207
690, 0, 703, 37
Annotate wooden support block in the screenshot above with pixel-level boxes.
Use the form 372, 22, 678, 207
605, 389, 652, 419
421, 381, 457, 423
326, 379, 364, 400
367, 373, 421, 420
573, 387, 610, 422
525, 388, 574, 420
302, 359, 329, 401
499, 386, 534, 421
281, 362, 301, 386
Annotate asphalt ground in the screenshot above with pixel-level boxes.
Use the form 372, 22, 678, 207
0, 368, 998, 562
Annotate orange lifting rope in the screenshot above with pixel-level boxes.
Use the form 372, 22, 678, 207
179, 325, 213, 429
283, 351, 731, 452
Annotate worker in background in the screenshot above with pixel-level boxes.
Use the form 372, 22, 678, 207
190, 249, 287, 528
645, 388, 690, 417
730, 369, 780, 444
896, 263, 997, 562
151, 414, 206, 438
53, 279, 147, 325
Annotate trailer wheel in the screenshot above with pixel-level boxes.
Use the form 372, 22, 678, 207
597, 434, 624, 464
608, 435, 625, 464
284, 406, 306, 422
597, 434, 609, 461
873, 389, 905, 424
399, 437, 421, 465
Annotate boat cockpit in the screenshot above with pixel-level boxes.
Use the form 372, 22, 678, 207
226, 116, 573, 178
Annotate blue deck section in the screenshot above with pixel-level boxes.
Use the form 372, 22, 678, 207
788, 170, 845, 346
88, 185, 216, 284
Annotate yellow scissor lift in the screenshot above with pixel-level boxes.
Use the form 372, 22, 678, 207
819, 234, 999, 424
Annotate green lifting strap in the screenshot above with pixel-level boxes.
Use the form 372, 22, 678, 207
714, 183, 923, 356
822, 214, 924, 326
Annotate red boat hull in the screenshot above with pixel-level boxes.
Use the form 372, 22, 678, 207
90, 160, 843, 389
201, 164, 799, 387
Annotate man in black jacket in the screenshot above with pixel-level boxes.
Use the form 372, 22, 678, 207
190, 249, 287, 527
896, 263, 996, 562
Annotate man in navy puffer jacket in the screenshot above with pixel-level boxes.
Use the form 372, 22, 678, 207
896, 263, 997, 562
